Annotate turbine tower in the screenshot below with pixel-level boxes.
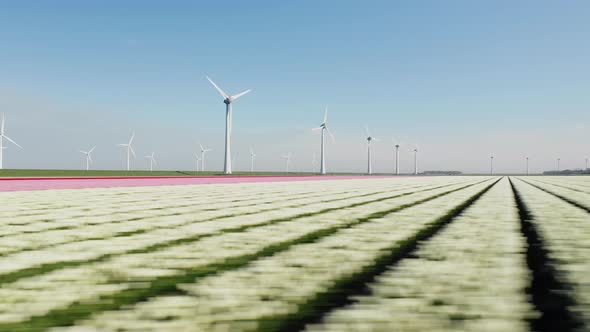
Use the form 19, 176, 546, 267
281, 153, 292, 173
0, 113, 22, 169
206, 76, 251, 175
525, 156, 529, 175
557, 158, 560, 172
199, 143, 211, 172
145, 152, 156, 171
490, 154, 494, 175
249, 148, 256, 173
117, 132, 135, 171
79, 146, 96, 171
413, 146, 419, 175
195, 153, 201, 172
365, 126, 379, 175
312, 107, 335, 175
392, 138, 401, 175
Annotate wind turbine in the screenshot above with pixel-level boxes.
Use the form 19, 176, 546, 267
79, 146, 96, 171
249, 147, 256, 173
413, 145, 419, 175
206, 76, 252, 175
312, 107, 335, 175
194, 153, 201, 172
145, 152, 156, 171
365, 126, 379, 175
392, 137, 402, 175
557, 158, 561, 172
0, 113, 22, 169
525, 156, 529, 175
117, 132, 135, 171
281, 153, 292, 173
199, 143, 211, 171
490, 154, 494, 175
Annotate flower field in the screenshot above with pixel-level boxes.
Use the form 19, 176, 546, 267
0, 176, 588, 331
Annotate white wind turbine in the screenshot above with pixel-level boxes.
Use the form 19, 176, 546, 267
79, 146, 96, 171
0, 113, 22, 169
249, 147, 256, 173
585, 157, 588, 170
312, 107, 335, 175
281, 153, 292, 173
557, 157, 561, 171
117, 132, 135, 171
206, 76, 252, 175
392, 137, 403, 175
413, 145, 419, 175
365, 126, 379, 175
145, 152, 157, 171
194, 153, 201, 172
490, 154, 494, 175
525, 156, 529, 175
199, 143, 212, 172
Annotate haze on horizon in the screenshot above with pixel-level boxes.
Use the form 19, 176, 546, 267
0, 1, 588, 174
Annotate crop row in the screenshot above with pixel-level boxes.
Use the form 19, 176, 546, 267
45, 179, 497, 332
0, 177, 490, 330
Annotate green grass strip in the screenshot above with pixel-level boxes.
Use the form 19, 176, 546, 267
0, 179, 494, 332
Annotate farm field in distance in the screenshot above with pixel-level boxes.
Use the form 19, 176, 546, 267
0, 175, 589, 331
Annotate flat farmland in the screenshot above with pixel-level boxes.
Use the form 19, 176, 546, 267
0, 176, 589, 331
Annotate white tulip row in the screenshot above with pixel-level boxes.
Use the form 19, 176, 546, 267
521, 177, 590, 210
306, 177, 534, 332
0, 179, 385, 228
0, 179, 450, 275
512, 178, 590, 325
531, 176, 590, 192
0, 182, 399, 254
0, 177, 487, 325
47, 179, 496, 332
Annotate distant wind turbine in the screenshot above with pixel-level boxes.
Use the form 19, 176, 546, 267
199, 143, 211, 171
206, 76, 252, 175
281, 153, 292, 173
557, 158, 560, 171
365, 126, 379, 175
195, 153, 201, 172
490, 154, 494, 175
413, 145, 419, 175
0, 113, 22, 169
525, 156, 529, 175
249, 147, 256, 173
117, 132, 135, 171
145, 152, 157, 171
392, 137, 402, 175
312, 107, 335, 175
79, 146, 96, 171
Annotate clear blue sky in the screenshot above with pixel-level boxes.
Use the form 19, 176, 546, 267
0, 1, 588, 173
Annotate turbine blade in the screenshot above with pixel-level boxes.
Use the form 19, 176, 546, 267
206, 76, 229, 99
231, 89, 251, 101
365, 125, 370, 137
327, 128, 336, 142
373, 137, 380, 142
89, 146, 96, 153
79, 150, 87, 154
129, 146, 136, 158
311, 127, 322, 131
323, 107, 328, 124
118, 144, 127, 147
88, 155, 93, 163
199, 142, 204, 151
3, 135, 22, 148
129, 132, 135, 144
